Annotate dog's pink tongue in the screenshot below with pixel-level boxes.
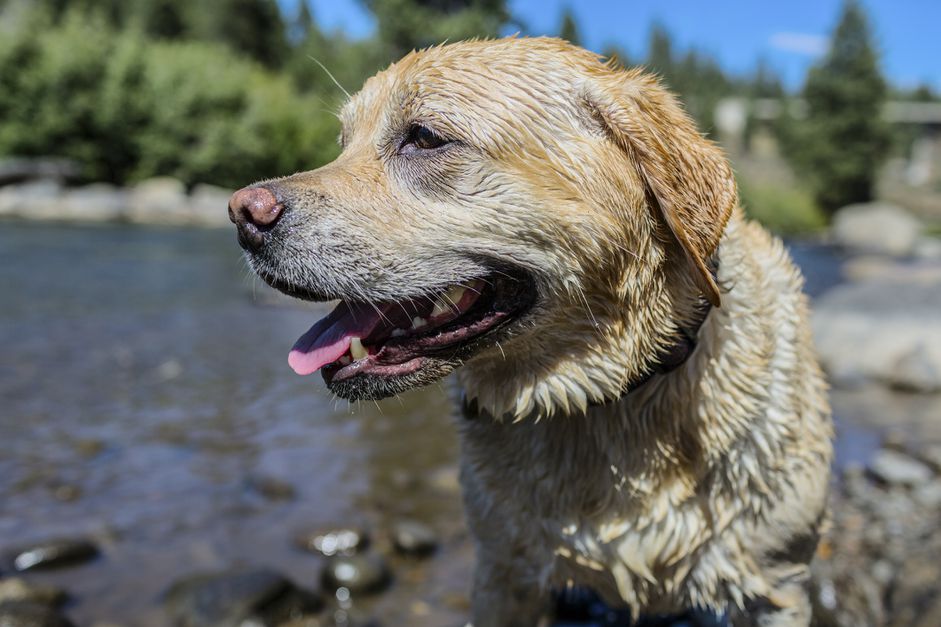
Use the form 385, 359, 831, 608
288, 302, 383, 375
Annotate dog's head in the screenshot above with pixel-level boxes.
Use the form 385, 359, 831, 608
229, 37, 735, 417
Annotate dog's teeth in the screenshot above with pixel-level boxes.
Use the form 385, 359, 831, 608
446, 285, 467, 304
430, 297, 450, 318
350, 337, 367, 361
431, 285, 469, 318
338, 355, 352, 366
391, 328, 407, 338
411, 316, 427, 329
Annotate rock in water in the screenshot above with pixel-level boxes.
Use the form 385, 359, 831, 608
243, 474, 297, 501
888, 344, 941, 393
812, 279, 941, 390
868, 450, 934, 487
0, 602, 75, 627
4, 539, 99, 572
321, 554, 391, 595
0, 579, 68, 607
391, 521, 439, 557
163, 569, 322, 627
831, 202, 922, 256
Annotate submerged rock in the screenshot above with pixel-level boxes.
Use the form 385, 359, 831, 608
868, 449, 934, 487
0, 601, 75, 627
4, 538, 99, 572
831, 202, 922, 256
812, 278, 941, 390
391, 521, 439, 557
321, 554, 391, 595
243, 474, 297, 502
0, 578, 68, 607
163, 569, 322, 627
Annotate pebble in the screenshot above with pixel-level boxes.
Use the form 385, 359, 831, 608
0, 578, 68, 607
294, 527, 368, 557
4, 538, 99, 572
391, 521, 439, 557
916, 445, 941, 473
163, 569, 322, 627
868, 449, 934, 487
244, 474, 297, 501
321, 553, 391, 595
0, 601, 75, 627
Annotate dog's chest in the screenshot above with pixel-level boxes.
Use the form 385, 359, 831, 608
457, 404, 723, 606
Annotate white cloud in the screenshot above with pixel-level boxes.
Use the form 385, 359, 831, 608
769, 32, 829, 56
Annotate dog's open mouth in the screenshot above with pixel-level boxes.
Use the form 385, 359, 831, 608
281, 269, 536, 394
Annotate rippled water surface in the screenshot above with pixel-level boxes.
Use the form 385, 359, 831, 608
0, 223, 917, 626
1, 223, 471, 625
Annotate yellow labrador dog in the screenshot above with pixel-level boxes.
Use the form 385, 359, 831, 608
228, 37, 832, 626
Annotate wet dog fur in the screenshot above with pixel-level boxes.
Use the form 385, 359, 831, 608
240, 37, 833, 626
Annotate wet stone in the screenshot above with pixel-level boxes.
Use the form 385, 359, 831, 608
0, 578, 68, 607
391, 521, 439, 557
0, 601, 75, 627
294, 528, 368, 557
321, 553, 391, 595
244, 474, 297, 501
868, 449, 934, 487
163, 569, 322, 627
4, 538, 99, 572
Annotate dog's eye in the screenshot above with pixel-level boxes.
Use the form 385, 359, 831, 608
401, 124, 449, 152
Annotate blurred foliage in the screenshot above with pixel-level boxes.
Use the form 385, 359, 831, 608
364, 0, 509, 59
739, 179, 827, 235
779, 0, 891, 215
0, 4, 337, 187
27, 0, 287, 66
559, 7, 580, 46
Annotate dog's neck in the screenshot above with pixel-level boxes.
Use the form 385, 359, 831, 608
457, 251, 719, 421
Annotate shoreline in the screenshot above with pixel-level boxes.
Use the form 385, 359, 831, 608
0, 177, 232, 228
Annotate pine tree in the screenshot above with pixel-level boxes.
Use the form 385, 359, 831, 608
646, 23, 673, 79
558, 7, 579, 46
782, 0, 890, 214
292, 0, 314, 43
364, 0, 509, 59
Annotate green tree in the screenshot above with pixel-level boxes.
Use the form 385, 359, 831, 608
364, 0, 509, 58
558, 7, 579, 46
291, 0, 314, 42
646, 23, 673, 78
640, 24, 734, 133
190, 0, 287, 67
781, 0, 890, 214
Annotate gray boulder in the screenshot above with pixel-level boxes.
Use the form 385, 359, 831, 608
189, 184, 233, 227
58, 184, 127, 222
813, 278, 941, 391
0, 181, 63, 220
831, 202, 922, 256
126, 177, 189, 224
868, 449, 934, 487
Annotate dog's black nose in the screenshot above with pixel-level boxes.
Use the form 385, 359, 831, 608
228, 186, 284, 252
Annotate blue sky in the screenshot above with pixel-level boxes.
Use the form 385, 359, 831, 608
282, 0, 939, 91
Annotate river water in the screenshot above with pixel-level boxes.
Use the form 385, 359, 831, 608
0, 223, 908, 625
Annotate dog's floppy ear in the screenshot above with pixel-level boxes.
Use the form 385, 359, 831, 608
581, 69, 736, 307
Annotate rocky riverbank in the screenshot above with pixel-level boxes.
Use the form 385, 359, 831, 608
813, 202, 941, 393
0, 175, 231, 227
5, 441, 941, 627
